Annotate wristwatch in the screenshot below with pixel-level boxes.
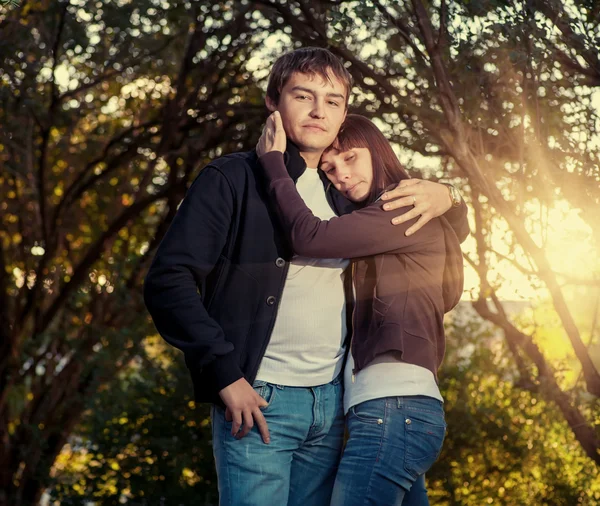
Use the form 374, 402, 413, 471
443, 183, 462, 207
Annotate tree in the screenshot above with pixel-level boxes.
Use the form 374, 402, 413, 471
2, 0, 599, 503
431, 307, 600, 505
0, 1, 267, 503
48, 337, 218, 506
254, 0, 600, 465
48, 308, 600, 505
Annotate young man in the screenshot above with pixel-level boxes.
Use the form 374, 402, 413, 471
144, 47, 468, 506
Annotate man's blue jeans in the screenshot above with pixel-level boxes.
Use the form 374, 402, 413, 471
330, 396, 446, 506
211, 376, 344, 506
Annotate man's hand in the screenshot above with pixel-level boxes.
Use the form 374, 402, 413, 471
380, 179, 453, 236
219, 377, 270, 443
257, 111, 287, 157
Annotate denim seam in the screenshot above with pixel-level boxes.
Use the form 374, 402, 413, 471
403, 406, 446, 429
349, 405, 383, 424
363, 399, 388, 503
217, 408, 233, 505
405, 405, 443, 415
376, 399, 389, 464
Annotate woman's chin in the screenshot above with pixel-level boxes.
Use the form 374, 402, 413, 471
348, 191, 369, 203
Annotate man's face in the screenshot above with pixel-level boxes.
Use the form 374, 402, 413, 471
266, 71, 347, 163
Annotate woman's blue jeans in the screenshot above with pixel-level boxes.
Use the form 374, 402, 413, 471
330, 395, 446, 506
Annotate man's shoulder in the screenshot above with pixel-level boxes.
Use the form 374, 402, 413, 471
208, 150, 258, 176
187, 150, 258, 199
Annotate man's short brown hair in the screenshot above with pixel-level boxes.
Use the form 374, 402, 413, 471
266, 47, 353, 107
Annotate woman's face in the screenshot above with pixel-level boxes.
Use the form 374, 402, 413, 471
320, 146, 373, 202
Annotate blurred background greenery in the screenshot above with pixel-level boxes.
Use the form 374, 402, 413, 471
0, 0, 599, 504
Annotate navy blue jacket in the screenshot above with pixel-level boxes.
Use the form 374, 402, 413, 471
143, 142, 469, 405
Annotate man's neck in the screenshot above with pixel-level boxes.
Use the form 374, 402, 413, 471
299, 151, 322, 169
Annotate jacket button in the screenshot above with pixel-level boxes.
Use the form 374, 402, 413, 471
275, 257, 285, 268
266, 295, 276, 306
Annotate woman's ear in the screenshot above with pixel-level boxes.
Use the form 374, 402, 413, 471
265, 96, 277, 112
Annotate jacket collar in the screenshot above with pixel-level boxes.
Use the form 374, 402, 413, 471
283, 140, 307, 183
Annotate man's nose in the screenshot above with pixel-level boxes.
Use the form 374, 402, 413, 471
310, 100, 325, 119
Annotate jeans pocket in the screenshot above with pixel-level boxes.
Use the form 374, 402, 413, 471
403, 410, 446, 478
252, 381, 276, 411
348, 399, 385, 424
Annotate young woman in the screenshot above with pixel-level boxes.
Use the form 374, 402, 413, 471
256, 112, 464, 505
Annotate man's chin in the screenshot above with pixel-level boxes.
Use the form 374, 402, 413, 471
295, 142, 333, 153
292, 135, 336, 152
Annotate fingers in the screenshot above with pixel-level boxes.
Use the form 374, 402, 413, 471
381, 187, 416, 201
270, 111, 286, 152
256, 123, 270, 157
405, 215, 430, 236
382, 196, 416, 211
236, 409, 254, 439
392, 209, 434, 236
232, 408, 270, 443
398, 178, 422, 187
273, 110, 284, 132
256, 392, 268, 409
392, 208, 420, 226
227, 389, 271, 443
253, 410, 271, 444
231, 411, 243, 437
381, 179, 421, 200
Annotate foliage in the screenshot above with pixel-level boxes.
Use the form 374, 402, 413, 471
431, 308, 600, 505
0, 0, 599, 504
48, 337, 217, 506
0, 0, 267, 503
48, 308, 600, 505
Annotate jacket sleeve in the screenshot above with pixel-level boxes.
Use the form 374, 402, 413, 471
442, 194, 469, 243
259, 152, 439, 259
143, 166, 243, 392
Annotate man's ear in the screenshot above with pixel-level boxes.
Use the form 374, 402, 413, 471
265, 96, 277, 112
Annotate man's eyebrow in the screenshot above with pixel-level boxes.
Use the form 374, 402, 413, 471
290, 86, 315, 95
290, 86, 346, 101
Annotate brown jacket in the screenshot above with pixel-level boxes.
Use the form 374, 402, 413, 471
259, 152, 464, 380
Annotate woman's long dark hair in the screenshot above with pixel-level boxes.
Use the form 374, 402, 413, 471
326, 114, 410, 203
